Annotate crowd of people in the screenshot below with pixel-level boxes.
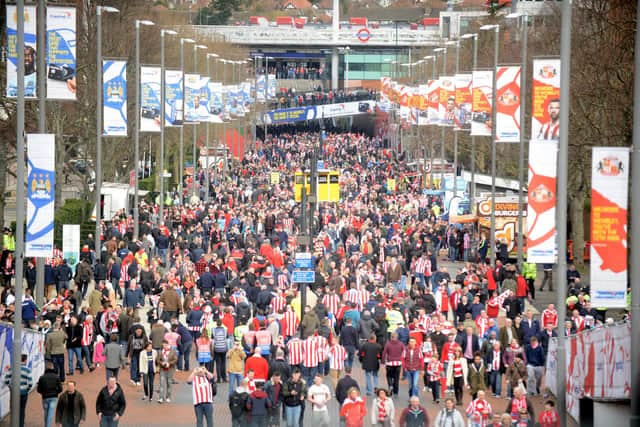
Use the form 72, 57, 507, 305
0, 129, 613, 427
258, 64, 325, 81
267, 87, 378, 110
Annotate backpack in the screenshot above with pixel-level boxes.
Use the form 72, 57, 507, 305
229, 391, 247, 418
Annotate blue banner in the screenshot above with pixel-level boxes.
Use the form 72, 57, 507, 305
6, 5, 37, 98
263, 106, 319, 125
208, 81, 224, 123
140, 66, 161, 132
103, 60, 127, 136
165, 70, 183, 126
46, 6, 76, 100
184, 73, 202, 123
196, 76, 210, 122
26, 134, 55, 257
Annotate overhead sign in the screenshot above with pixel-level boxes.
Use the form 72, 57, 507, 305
295, 252, 312, 269
292, 270, 315, 283
356, 27, 371, 42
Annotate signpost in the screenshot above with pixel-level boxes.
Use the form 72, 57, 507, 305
292, 270, 315, 283
294, 252, 313, 269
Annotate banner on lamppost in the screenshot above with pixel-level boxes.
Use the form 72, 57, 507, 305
454, 73, 472, 131
208, 81, 224, 123
438, 76, 455, 126
6, 4, 37, 98
426, 79, 439, 125
62, 224, 80, 270
184, 73, 202, 123
256, 74, 266, 102
526, 139, 558, 263
197, 75, 211, 122
26, 134, 55, 257
140, 66, 161, 132
267, 74, 276, 99
471, 70, 492, 136
103, 60, 127, 136
590, 147, 629, 308
46, 6, 77, 100
532, 58, 560, 141
495, 66, 521, 143
164, 69, 184, 127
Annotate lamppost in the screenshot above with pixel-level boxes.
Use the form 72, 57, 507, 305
179, 37, 195, 203
506, 12, 528, 266
422, 55, 435, 189
480, 23, 500, 265
446, 39, 460, 198
192, 44, 207, 200
205, 53, 218, 203
344, 46, 350, 90
159, 29, 178, 226
434, 47, 447, 188
134, 19, 154, 240
461, 33, 478, 212
95, 5, 119, 261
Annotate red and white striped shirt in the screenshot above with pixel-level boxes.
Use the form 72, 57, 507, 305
270, 296, 286, 313
121, 262, 130, 282
283, 311, 299, 337
329, 344, 347, 371
418, 314, 431, 334
283, 218, 294, 233
465, 399, 492, 427
427, 359, 442, 382
344, 289, 360, 307
302, 337, 320, 367
542, 308, 558, 329
322, 294, 341, 315
491, 351, 501, 372
476, 317, 489, 338
192, 375, 213, 405
415, 257, 429, 274
287, 338, 304, 366
81, 321, 93, 347
453, 359, 464, 377
538, 122, 559, 141
277, 274, 288, 290
45, 249, 63, 266
230, 291, 248, 306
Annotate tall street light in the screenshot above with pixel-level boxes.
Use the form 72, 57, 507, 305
179, 38, 195, 203
134, 19, 154, 240
160, 29, 178, 226
95, 5, 119, 261
447, 40, 460, 198
480, 23, 500, 265
206, 53, 219, 203
461, 33, 478, 214
193, 44, 207, 200
506, 12, 528, 266
422, 55, 435, 189
434, 47, 447, 188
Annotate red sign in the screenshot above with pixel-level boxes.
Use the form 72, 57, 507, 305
356, 27, 370, 42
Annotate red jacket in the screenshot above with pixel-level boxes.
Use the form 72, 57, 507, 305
244, 354, 269, 380
403, 346, 423, 371
516, 276, 529, 297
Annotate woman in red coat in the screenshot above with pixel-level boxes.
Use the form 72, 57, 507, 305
340, 387, 367, 427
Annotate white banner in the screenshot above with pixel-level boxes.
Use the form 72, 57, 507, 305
62, 224, 80, 271
165, 70, 183, 127
140, 66, 161, 132
26, 134, 55, 257
46, 6, 77, 100
319, 100, 375, 118
590, 147, 629, 308
471, 70, 492, 136
6, 5, 37, 98
103, 60, 127, 136
438, 76, 455, 126
532, 58, 560, 141
495, 66, 521, 142
526, 140, 557, 263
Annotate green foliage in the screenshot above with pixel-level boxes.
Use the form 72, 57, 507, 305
138, 176, 156, 193
195, 0, 244, 25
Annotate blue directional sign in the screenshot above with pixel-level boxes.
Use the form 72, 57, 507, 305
295, 252, 313, 269
292, 270, 315, 283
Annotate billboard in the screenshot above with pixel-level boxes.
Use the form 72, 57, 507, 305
426, 79, 440, 125
103, 60, 127, 136
471, 70, 492, 136
140, 66, 161, 132
532, 58, 560, 141
26, 134, 55, 257
208, 81, 224, 123
454, 73, 472, 131
477, 197, 527, 258
438, 76, 455, 126
495, 66, 521, 142
164, 70, 183, 126
590, 147, 629, 308
526, 139, 558, 263
184, 73, 202, 123
46, 6, 77, 100
6, 5, 37, 98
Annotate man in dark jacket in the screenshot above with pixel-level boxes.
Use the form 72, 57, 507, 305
246, 381, 272, 426
55, 380, 87, 427
335, 366, 359, 405
339, 317, 358, 369
95, 377, 126, 425
264, 371, 283, 427
359, 334, 382, 396
398, 396, 430, 427
37, 362, 62, 427
65, 316, 84, 375
55, 260, 73, 296
268, 350, 290, 383
197, 267, 215, 294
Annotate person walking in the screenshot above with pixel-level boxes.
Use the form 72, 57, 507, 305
307, 372, 331, 427
398, 396, 429, 427
155, 339, 178, 403
55, 380, 87, 427
37, 361, 62, 427
465, 390, 493, 427
103, 334, 126, 380
360, 334, 382, 396
339, 387, 366, 427
4, 354, 33, 427
370, 388, 395, 427
45, 321, 67, 382
403, 337, 423, 398
445, 348, 468, 406
188, 366, 215, 427
247, 381, 272, 427
468, 353, 487, 400
282, 368, 307, 427
95, 376, 126, 427
381, 332, 405, 397
426, 352, 443, 403
434, 398, 465, 427
524, 337, 545, 396
139, 342, 157, 401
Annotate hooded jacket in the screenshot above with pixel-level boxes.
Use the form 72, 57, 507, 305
246, 389, 272, 418
357, 311, 379, 341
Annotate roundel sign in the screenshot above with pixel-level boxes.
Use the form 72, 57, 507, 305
356, 27, 371, 42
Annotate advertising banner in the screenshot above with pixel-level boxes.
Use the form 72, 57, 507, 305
103, 60, 127, 136
320, 100, 375, 118
62, 224, 80, 271
267, 74, 276, 99
6, 5, 37, 98
0, 324, 45, 420
184, 73, 202, 123
197, 76, 211, 122
471, 70, 492, 136
495, 66, 521, 142
454, 74, 472, 131
26, 134, 55, 257
164, 69, 183, 127
532, 58, 560, 141
256, 74, 266, 102
46, 6, 76, 100
426, 79, 440, 125
140, 66, 161, 132
438, 76, 455, 126
264, 106, 319, 125
590, 147, 629, 308
477, 197, 527, 257
208, 81, 224, 123
526, 139, 557, 263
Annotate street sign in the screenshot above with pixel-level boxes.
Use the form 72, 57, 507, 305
292, 270, 315, 283
317, 160, 325, 170
295, 252, 313, 269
